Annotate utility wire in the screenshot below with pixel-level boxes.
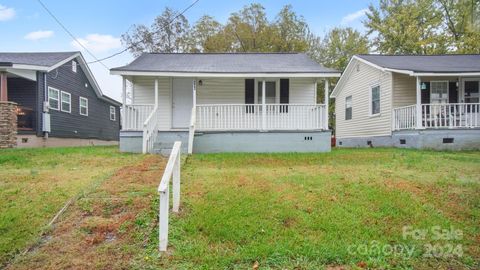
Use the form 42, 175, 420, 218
87, 0, 201, 65
36, 0, 110, 70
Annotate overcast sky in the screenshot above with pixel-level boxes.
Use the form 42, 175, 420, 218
0, 0, 374, 101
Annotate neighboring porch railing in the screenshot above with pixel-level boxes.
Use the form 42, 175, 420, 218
196, 104, 327, 131
421, 103, 480, 128
123, 104, 154, 131
393, 103, 480, 130
393, 105, 417, 130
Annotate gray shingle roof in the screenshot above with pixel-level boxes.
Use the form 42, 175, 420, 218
0, 52, 78, 67
111, 53, 339, 74
357, 54, 480, 73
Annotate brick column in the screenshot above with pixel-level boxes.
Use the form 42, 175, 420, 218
0, 101, 17, 148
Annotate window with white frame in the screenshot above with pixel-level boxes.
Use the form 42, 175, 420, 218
371, 85, 381, 115
48, 87, 60, 110
79, 97, 88, 116
110, 106, 116, 121
256, 81, 277, 104
61, 91, 71, 113
430, 81, 449, 104
72, 60, 77, 73
345, 95, 352, 120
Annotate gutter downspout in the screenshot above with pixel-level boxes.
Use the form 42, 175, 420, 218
43, 72, 49, 139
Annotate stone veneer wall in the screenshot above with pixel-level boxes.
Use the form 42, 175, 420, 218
0, 101, 17, 148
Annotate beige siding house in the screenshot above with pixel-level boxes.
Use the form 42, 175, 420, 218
111, 53, 340, 154
331, 54, 480, 150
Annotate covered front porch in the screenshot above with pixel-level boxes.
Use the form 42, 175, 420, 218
0, 71, 39, 132
393, 76, 480, 130
119, 76, 332, 153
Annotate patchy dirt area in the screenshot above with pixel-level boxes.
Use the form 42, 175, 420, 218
7, 155, 165, 270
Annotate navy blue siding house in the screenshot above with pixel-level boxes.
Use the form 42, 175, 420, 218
0, 52, 120, 148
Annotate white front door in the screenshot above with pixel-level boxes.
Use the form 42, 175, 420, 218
172, 78, 193, 128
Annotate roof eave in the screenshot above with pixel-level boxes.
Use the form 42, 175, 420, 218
110, 70, 341, 78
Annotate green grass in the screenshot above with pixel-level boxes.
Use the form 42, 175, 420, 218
0, 146, 145, 266
2, 147, 479, 269
139, 148, 480, 269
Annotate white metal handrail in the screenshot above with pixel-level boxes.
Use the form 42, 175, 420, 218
123, 104, 154, 131
142, 107, 159, 154
393, 104, 417, 130
158, 141, 181, 252
187, 107, 196, 154
196, 104, 326, 131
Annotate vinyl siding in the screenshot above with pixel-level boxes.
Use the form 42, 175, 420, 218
335, 59, 393, 138
197, 78, 245, 104
289, 78, 316, 104
132, 76, 171, 129
131, 76, 317, 130
197, 77, 316, 104
44, 60, 120, 140
392, 73, 416, 108
392, 75, 460, 108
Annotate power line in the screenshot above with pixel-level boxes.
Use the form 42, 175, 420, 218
87, 0, 201, 65
36, 0, 110, 70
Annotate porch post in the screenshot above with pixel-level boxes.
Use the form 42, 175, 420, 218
324, 79, 329, 130
0, 72, 7, 102
154, 79, 159, 108
415, 76, 423, 129
262, 80, 266, 131
192, 79, 197, 108
122, 76, 126, 129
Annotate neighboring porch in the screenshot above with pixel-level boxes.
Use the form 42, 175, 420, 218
0, 71, 38, 133
393, 76, 480, 130
120, 76, 331, 153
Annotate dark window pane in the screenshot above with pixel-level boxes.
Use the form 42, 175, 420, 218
346, 107, 352, 120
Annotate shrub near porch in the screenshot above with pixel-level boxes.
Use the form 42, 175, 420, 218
148, 149, 479, 269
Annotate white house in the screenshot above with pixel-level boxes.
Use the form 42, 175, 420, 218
111, 53, 340, 154
331, 54, 480, 150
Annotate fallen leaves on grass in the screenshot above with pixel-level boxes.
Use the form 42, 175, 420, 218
8, 155, 165, 270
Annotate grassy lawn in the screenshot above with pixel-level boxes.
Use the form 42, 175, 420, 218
151, 148, 479, 269
3, 148, 480, 269
0, 146, 145, 267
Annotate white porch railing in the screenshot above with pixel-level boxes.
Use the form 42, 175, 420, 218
142, 107, 159, 154
393, 104, 417, 130
196, 104, 327, 131
421, 103, 480, 128
393, 103, 480, 130
123, 104, 154, 131
187, 107, 196, 154
158, 141, 181, 252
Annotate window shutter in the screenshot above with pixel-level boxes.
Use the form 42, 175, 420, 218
245, 79, 254, 113
280, 79, 289, 113
421, 82, 430, 104
448, 82, 458, 103
421, 82, 431, 115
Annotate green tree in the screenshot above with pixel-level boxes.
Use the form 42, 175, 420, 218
437, 0, 480, 53
223, 3, 274, 51
187, 15, 224, 52
271, 5, 310, 52
121, 7, 190, 56
364, 0, 448, 54
308, 27, 369, 130
310, 27, 369, 71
